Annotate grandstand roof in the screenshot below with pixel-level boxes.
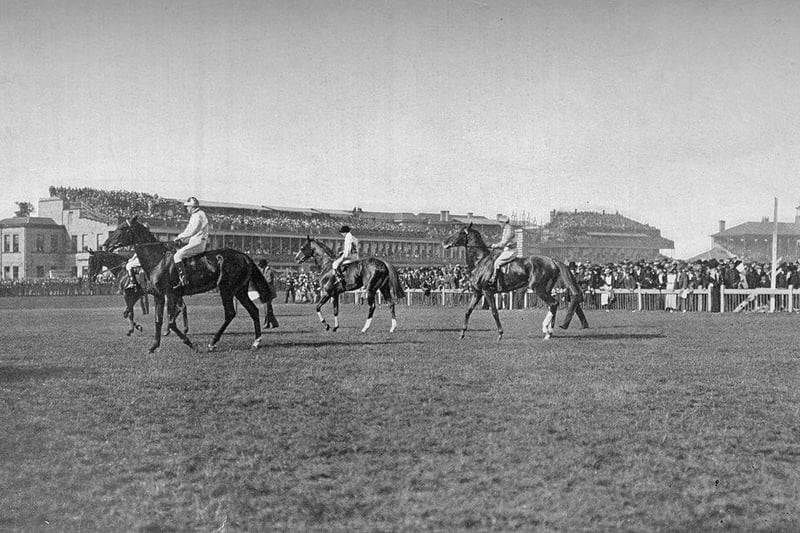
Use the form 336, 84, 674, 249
0, 216, 61, 228
687, 245, 736, 262
311, 208, 352, 218
712, 221, 800, 237
194, 200, 267, 212
262, 205, 317, 215
450, 215, 498, 225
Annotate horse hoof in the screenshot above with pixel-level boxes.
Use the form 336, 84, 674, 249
148, 345, 159, 353
559, 324, 568, 330
460, 331, 466, 339
497, 333, 503, 342
136, 324, 143, 332
324, 324, 330, 331
123, 310, 129, 319
207, 344, 217, 352
544, 333, 551, 340
332, 326, 338, 332
126, 330, 133, 337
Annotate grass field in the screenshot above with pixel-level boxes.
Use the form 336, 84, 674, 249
2, 295, 799, 531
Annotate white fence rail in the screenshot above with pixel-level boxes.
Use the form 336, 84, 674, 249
335, 287, 800, 313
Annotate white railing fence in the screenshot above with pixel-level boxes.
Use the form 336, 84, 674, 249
333, 287, 800, 313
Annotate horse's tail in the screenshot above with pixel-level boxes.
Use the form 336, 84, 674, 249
384, 260, 406, 300
555, 259, 583, 302
249, 259, 276, 302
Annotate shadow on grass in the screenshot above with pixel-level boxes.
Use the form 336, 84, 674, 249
0, 365, 74, 382
573, 332, 665, 340
269, 339, 425, 348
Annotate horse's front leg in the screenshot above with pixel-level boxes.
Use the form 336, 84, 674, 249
536, 289, 558, 339
124, 291, 139, 336
331, 294, 340, 332
483, 290, 504, 341
166, 293, 194, 350
316, 294, 332, 331
361, 291, 377, 333
149, 294, 165, 353
461, 290, 483, 339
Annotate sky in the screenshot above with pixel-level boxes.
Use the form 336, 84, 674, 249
2, 0, 800, 258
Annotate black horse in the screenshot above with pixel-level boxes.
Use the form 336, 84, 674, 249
87, 248, 188, 337
294, 236, 405, 332
442, 223, 588, 340
103, 217, 275, 352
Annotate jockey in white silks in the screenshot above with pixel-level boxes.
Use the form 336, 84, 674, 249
332, 224, 359, 285
489, 217, 517, 286
125, 252, 141, 289
172, 196, 209, 289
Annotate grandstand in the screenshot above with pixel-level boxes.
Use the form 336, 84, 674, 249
0, 187, 676, 280
527, 209, 675, 263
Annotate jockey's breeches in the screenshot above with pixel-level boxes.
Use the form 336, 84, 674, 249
174, 238, 207, 263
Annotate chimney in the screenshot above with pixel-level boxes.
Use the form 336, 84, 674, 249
440, 210, 449, 222
718, 220, 726, 233
466, 212, 473, 219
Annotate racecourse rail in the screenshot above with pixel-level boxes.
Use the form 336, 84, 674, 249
2, 280, 799, 313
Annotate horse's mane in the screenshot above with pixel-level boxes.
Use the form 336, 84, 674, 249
467, 227, 490, 251
312, 238, 336, 258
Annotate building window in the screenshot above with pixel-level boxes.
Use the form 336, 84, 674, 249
3, 266, 9, 279
81, 234, 88, 252
71, 235, 78, 252
51, 234, 59, 253
36, 234, 45, 252
12, 266, 19, 279
71, 266, 77, 277
96, 234, 103, 249
36, 265, 45, 278
12, 234, 19, 253
3, 235, 8, 252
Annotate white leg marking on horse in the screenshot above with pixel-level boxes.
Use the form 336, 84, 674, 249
542, 311, 552, 334
362, 318, 372, 333
334, 316, 339, 329
317, 311, 325, 322
390, 318, 397, 333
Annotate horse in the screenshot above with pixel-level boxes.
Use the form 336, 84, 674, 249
87, 249, 188, 337
294, 236, 405, 333
442, 222, 588, 340
103, 217, 275, 353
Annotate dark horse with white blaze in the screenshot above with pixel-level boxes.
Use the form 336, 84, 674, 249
87, 248, 188, 337
442, 223, 588, 340
103, 217, 275, 352
294, 236, 405, 332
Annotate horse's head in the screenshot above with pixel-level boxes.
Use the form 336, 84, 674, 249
294, 236, 316, 264
87, 249, 100, 280
103, 219, 135, 251
442, 223, 474, 249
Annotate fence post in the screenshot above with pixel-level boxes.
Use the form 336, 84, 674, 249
636, 289, 642, 312
407, 290, 412, 306
790, 286, 794, 313
720, 285, 725, 313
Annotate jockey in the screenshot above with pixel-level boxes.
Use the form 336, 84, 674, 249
489, 216, 516, 286
125, 253, 140, 289
332, 225, 359, 285
172, 197, 209, 289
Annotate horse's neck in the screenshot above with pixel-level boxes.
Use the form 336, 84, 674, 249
102, 252, 127, 269
313, 243, 335, 269
466, 239, 491, 269
133, 242, 168, 274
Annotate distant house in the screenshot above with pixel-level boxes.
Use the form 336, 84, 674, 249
710, 206, 800, 262
0, 217, 71, 279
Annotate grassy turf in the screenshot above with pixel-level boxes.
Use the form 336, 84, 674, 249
1, 296, 799, 531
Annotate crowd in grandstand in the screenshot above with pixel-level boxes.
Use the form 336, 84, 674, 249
49, 186, 459, 238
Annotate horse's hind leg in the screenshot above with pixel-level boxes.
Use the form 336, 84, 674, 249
361, 291, 377, 333
235, 289, 264, 349
380, 286, 397, 332
208, 290, 237, 351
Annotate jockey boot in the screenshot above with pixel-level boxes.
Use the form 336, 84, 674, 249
173, 261, 189, 289
335, 267, 346, 289
488, 268, 499, 287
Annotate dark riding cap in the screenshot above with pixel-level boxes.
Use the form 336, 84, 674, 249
258, 259, 268, 268
339, 225, 351, 233
183, 196, 200, 207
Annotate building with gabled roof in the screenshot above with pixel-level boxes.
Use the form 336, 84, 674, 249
710, 206, 800, 262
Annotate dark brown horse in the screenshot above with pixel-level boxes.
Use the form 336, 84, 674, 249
442, 223, 588, 340
87, 249, 188, 337
294, 236, 405, 332
103, 217, 275, 352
